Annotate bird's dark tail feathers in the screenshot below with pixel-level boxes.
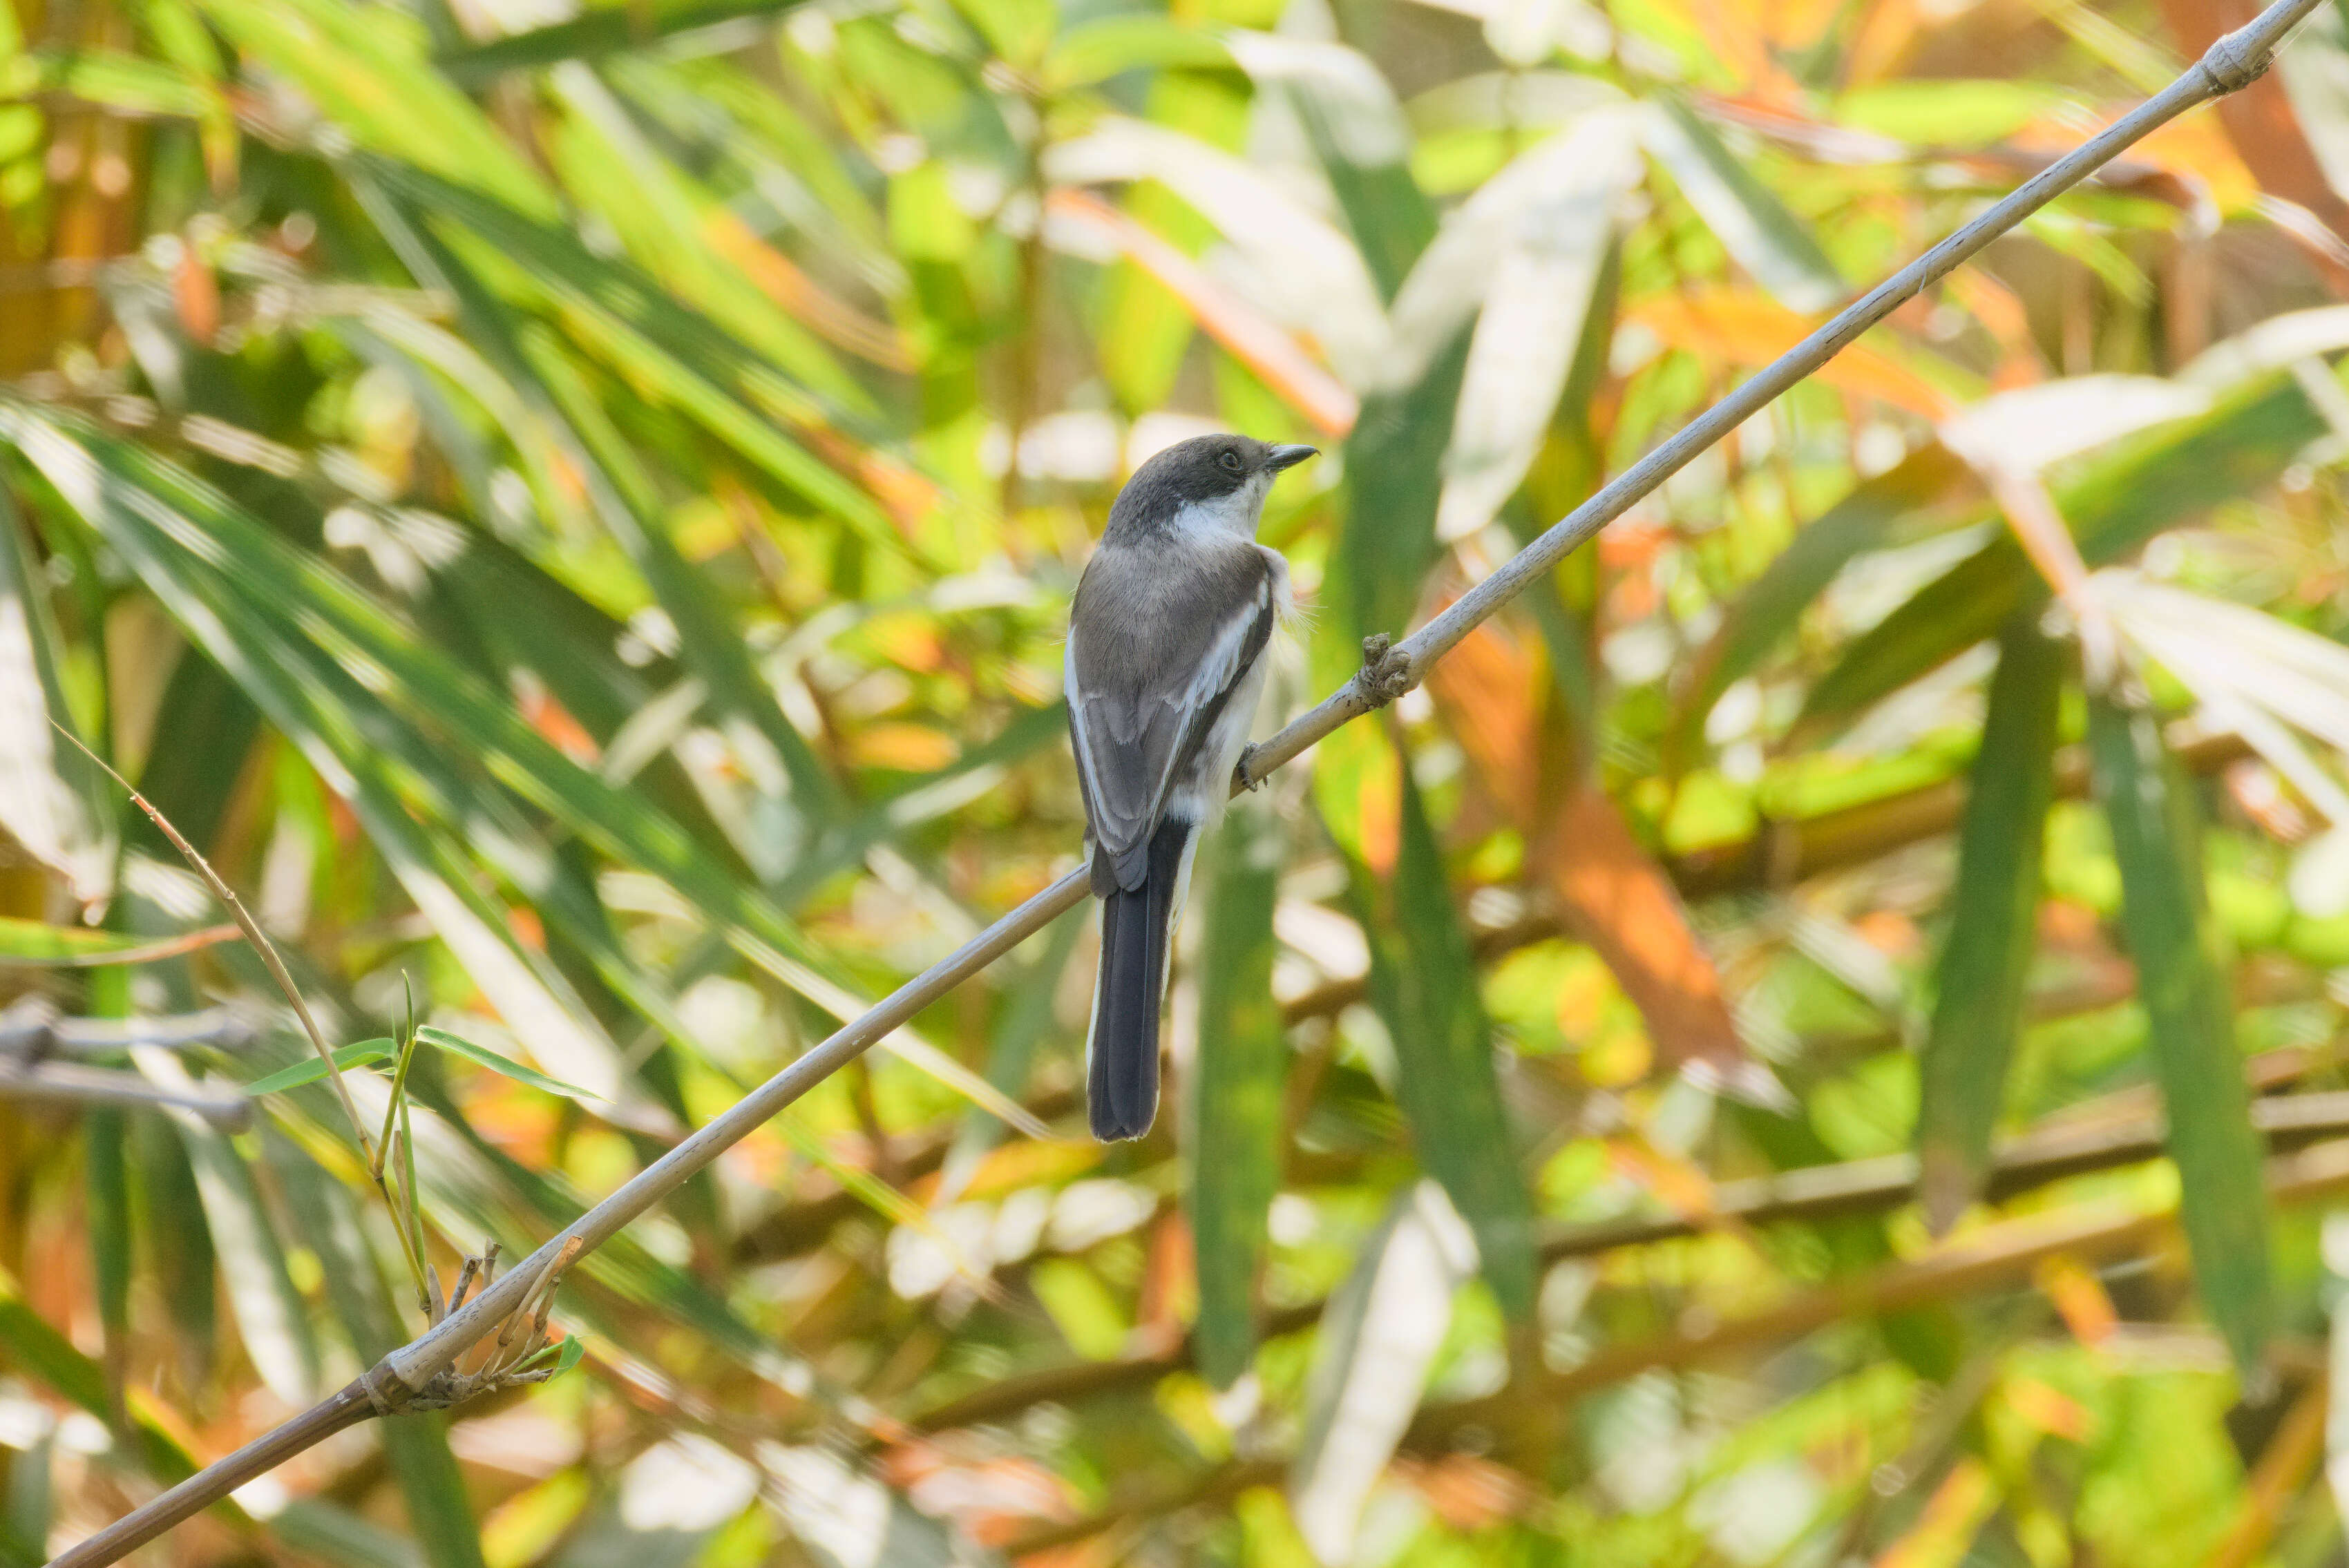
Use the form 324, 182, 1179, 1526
1088, 817, 1193, 1141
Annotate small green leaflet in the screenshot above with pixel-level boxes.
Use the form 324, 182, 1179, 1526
520, 1332, 589, 1379
243, 1040, 395, 1097
415, 1025, 602, 1102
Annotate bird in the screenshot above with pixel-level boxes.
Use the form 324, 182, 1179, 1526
1065, 433, 1318, 1141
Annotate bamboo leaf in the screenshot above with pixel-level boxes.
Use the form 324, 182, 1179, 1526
134, 1109, 218, 1386
416, 1024, 604, 1102
0, 917, 239, 966
0, 1269, 213, 1494
1801, 369, 2330, 734
1534, 780, 1752, 1083
1187, 793, 1287, 1390
1638, 99, 1843, 312
143, 1055, 323, 1404
2088, 684, 2273, 1375
1230, 34, 1432, 304
1666, 443, 1971, 772
1288, 1181, 1478, 1566
0, 481, 113, 905
1431, 112, 1639, 543
434, 0, 819, 82
242, 1040, 397, 1098
189, 0, 555, 218
1916, 612, 2064, 1234
1349, 739, 1535, 1317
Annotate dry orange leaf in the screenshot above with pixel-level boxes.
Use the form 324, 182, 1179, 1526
172, 243, 219, 346
851, 722, 960, 772
1424, 620, 1540, 826
2035, 1253, 2119, 1347
703, 208, 913, 370
2001, 1375, 2093, 1442
1394, 1454, 1535, 1531
1606, 1135, 1720, 1219
1045, 188, 1358, 438
519, 683, 600, 765
1535, 782, 1749, 1075
1873, 1457, 1998, 1568
1628, 289, 1953, 419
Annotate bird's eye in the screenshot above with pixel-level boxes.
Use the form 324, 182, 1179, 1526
1218, 450, 1244, 474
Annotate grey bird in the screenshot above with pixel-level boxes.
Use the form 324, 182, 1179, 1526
1065, 433, 1318, 1141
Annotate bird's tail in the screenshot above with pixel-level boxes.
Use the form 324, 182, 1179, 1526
1087, 817, 1195, 1141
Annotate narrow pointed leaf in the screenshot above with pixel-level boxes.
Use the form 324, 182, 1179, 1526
1289, 1181, 1478, 1566
1349, 741, 1535, 1317
242, 1040, 397, 1098
1639, 99, 1843, 312
416, 1024, 603, 1102
1917, 613, 2064, 1233
2088, 686, 2272, 1375
1187, 794, 1288, 1389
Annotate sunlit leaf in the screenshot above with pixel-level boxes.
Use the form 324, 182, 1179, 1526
1289, 1181, 1478, 1566
417, 1024, 604, 1102
242, 1040, 397, 1097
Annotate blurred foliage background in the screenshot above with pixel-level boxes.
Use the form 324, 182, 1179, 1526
11, 0, 2349, 1560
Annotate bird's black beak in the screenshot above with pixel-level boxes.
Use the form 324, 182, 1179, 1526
1267, 444, 1319, 473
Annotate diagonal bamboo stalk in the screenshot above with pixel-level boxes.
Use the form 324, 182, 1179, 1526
44, 6, 2328, 1562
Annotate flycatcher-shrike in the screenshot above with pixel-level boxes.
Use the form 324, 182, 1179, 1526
1065, 433, 1318, 1141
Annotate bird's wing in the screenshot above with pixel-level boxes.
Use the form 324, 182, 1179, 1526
1067, 544, 1275, 892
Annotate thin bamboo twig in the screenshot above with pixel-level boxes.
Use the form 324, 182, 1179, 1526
50, 724, 376, 1164
44, 9, 2324, 1562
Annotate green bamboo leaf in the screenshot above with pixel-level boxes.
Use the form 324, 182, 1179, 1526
189, 0, 555, 218
1044, 15, 1233, 88
1349, 740, 1535, 1317
1916, 613, 2063, 1233
1330, 328, 1471, 647
242, 1041, 397, 1097
364, 162, 900, 545
1187, 793, 1288, 1389
1639, 98, 1843, 312
1801, 368, 2330, 734
938, 901, 1084, 1197
2088, 685, 2273, 1375
416, 1024, 602, 1102
133, 648, 261, 857
1666, 443, 1970, 772
540, 65, 871, 412
434, 0, 817, 83
3, 1430, 49, 1567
